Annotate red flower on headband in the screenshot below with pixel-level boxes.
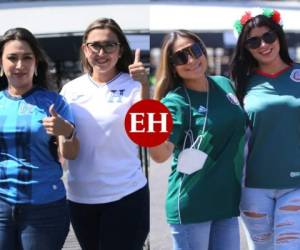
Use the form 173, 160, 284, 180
272, 10, 281, 24
240, 11, 252, 25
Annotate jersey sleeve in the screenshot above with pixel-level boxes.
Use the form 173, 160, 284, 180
59, 84, 71, 102
131, 82, 142, 104
210, 75, 236, 93
54, 94, 74, 124
161, 94, 186, 145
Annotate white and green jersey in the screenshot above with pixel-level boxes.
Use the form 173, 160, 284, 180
162, 76, 246, 224
244, 64, 300, 188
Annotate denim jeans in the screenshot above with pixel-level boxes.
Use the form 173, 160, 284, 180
0, 198, 70, 250
170, 217, 240, 250
240, 187, 300, 250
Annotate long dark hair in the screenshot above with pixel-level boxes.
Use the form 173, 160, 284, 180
230, 15, 293, 103
81, 18, 133, 74
154, 30, 207, 100
0, 27, 49, 91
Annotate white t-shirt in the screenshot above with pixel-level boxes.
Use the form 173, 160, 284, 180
60, 73, 147, 204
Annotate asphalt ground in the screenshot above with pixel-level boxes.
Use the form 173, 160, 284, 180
62, 171, 81, 250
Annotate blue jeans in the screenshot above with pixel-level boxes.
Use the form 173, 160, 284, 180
240, 187, 300, 250
170, 217, 240, 250
0, 198, 70, 250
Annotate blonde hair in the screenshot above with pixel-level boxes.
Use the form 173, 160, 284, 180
154, 30, 207, 100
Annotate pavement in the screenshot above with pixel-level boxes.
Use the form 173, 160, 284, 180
63, 226, 81, 250
62, 170, 81, 250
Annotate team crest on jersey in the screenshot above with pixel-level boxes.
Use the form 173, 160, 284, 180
290, 69, 300, 82
107, 89, 125, 103
19, 103, 35, 114
226, 93, 240, 106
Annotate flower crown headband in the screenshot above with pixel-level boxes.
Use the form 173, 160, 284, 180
233, 8, 283, 36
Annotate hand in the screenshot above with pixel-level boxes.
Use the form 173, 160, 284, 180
43, 104, 73, 137
128, 49, 148, 86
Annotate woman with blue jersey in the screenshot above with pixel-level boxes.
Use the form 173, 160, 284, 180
231, 8, 300, 250
0, 28, 79, 250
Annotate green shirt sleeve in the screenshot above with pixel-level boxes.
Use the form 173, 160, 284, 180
161, 92, 187, 146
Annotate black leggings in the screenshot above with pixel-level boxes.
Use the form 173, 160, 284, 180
68, 185, 149, 250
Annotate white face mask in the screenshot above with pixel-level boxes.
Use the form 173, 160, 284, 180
177, 148, 208, 175
177, 85, 209, 175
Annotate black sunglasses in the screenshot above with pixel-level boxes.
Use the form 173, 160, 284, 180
171, 43, 203, 66
245, 31, 277, 50
86, 41, 121, 54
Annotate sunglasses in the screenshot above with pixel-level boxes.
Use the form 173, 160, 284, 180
171, 43, 203, 66
245, 31, 277, 49
86, 41, 121, 54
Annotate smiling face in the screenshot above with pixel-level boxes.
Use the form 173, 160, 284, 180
172, 36, 207, 82
83, 28, 121, 80
1, 39, 36, 94
246, 26, 281, 67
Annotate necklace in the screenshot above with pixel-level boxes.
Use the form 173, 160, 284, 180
183, 79, 209, 149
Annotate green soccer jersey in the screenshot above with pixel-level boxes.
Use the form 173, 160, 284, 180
161, 76, 246, 224
244, 64, 300, 188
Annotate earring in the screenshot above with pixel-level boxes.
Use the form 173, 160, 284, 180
34, 67, 38, 77
0, 67, 3, 77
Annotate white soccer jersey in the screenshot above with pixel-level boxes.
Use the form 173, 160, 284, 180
60, 73, 147, 204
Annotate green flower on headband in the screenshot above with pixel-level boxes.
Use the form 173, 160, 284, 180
262, 8, 274, 18
262, 8, 282, 26
233, 20, 243, 35
233, 8, 282, 37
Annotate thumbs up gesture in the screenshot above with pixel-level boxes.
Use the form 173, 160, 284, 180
128, 49, 148, 86
43, 104, 74, 137
49, 104, 58, 117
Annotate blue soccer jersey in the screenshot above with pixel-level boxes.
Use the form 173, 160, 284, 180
0, 88, 74, 204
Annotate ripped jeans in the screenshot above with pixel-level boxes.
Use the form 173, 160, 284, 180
240, 187, 300, 250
